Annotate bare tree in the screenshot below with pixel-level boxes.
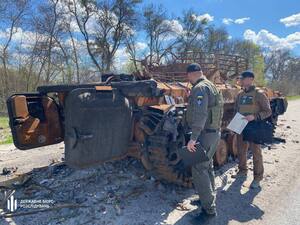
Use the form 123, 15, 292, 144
264, 49, 291, 81
33, 0, 64, 83
202, 26, 230, 53
142, 4, 179, 65
125, 33, 140, 71
15, 30, 46, 91
176, 9, 208, 53
0, 0, 29, 102
268, 55, 300, 95
284, 57, 300, 83
67, 27, 80, 83
93, 0, 141, 72
65, 0, 103, 73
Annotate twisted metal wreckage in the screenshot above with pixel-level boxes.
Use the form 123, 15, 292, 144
7, 51, 287, 187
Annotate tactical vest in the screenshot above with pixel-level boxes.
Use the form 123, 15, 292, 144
237, 87, 259, 116
201, 79, 224, 129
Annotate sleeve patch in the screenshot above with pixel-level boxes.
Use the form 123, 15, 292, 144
197, 95, 203, 105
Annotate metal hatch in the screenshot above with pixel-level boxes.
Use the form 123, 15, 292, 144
64, 88, 132, 168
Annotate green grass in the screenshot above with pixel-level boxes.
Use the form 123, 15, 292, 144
287, 95, 300, 101
0, 135, 13, 144
0, 116, 13, 144
0, 116, 9, 128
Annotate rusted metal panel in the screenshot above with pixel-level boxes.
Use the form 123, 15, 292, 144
64, 88, 132, 168
7, 94, 63, 150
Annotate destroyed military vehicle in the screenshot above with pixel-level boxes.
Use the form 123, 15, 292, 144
6, 52, 287, 187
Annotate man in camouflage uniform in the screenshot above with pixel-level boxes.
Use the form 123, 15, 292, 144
185, 63, 224, 221
232, 71, 272, 189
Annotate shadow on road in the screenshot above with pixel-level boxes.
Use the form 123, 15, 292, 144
174, 177, 264, 225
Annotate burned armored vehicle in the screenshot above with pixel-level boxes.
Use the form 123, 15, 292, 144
6, 52, 287, 187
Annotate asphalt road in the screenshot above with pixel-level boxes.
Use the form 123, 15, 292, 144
212, 99, 300, 225
253, 100, 300, 225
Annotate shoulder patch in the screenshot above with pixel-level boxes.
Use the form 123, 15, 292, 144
196, 94, 203, 105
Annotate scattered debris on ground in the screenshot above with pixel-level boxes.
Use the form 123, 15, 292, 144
0, 101, 299, 225
1, 167, 18, 176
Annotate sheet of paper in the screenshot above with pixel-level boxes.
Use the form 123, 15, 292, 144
164, 95, 176, 105
227, 112, 248, 134
164, 95, 172, 105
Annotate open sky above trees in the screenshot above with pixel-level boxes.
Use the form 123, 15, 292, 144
0, 0, 299, 111
1, 0, 300, 71
143, 0, 300, 55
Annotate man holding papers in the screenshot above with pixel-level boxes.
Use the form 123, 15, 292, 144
232, 71, 272, 189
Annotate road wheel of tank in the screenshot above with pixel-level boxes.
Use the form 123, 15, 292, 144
231, 134, 238, 157
227, 133, 238, 157
214, 139, 228, 166
146, 133, 193, 188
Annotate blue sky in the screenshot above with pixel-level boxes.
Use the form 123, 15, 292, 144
142, 0, 300, 55
1, 0, 299, 71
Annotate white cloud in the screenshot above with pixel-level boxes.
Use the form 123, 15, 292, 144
114, 47, 130, 70
192, 13, 214, 23
243, 29, 257, 41
0, 27, 47, 49
222, 17, 250, 25
243, 29, 300, 50
162, 19, 184, 35
198, 13, 214, 22
158, 19, 184, 41
57, 0, 124, 36
235, 17, 250, 24
64, 37, 86, 51
136, 42, 147, 51
114, 41, 148, 71
222, 18, 233, 25
280, 12, 300, 27
286, 32, 300, 45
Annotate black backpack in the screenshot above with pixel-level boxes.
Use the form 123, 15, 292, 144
242, 120, 274, 144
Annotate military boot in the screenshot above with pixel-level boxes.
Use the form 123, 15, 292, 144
250, 180, 261, 189
190, 208, 216, 224
231, 170, 247, 179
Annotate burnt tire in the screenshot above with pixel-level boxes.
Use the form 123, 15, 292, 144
145, 134, 193, 188
227, 133, 238, 157
214, 139, 228, 166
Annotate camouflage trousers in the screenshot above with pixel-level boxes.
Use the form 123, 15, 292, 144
191, 131, 220, 214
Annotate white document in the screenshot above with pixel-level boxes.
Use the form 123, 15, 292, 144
164, 95, 176, 105
164, 95, 172, 105
227, 112, 248, 134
